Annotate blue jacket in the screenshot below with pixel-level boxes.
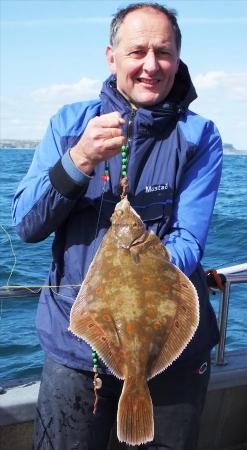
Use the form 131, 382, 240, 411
12, 61, 223, 373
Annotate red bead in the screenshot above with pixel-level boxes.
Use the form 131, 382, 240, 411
101, 174, 108, 182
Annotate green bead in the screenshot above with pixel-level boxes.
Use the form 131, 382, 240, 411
93, 357, 98, 363
121, 145, 127, 151
122, 170, 127, 176
92, 351, 97, 356
121, 151, 127, 157
122, 158, 127, 163
104, 168, 109, 174
93, 364, 99, 369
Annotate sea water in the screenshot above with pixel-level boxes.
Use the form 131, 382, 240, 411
0, 149, 246, 383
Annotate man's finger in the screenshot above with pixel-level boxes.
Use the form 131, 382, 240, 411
93, 126, 124, 140
104, 127, 124, 139
96, 112, 125, 128
103, 136, 126, 151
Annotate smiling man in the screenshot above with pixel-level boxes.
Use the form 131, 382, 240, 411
106, 6, 180, 107
13, 3, 223, 450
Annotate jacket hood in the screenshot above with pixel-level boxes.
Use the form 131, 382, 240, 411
100, 59, 197, 115
167, 60, 197, 108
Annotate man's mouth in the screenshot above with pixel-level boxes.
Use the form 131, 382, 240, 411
137, 78, 160, 86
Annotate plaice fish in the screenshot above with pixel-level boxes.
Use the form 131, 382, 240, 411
69, 197, 199, 446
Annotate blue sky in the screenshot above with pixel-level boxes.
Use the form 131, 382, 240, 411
1, 0, 247, 149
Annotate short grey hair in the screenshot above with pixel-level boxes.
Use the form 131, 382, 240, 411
110, 2, 182, 52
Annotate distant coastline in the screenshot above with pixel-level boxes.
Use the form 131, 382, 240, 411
0, 139, 246, 154
0, 139, 40, 149
222, 143, 246, 155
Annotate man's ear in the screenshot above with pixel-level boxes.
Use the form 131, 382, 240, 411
106, 46, 117, 74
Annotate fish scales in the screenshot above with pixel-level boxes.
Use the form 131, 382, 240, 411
69, 197, 199, 446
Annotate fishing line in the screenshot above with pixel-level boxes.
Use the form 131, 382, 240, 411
91, 179, 107, 259
0, 222, 81, 303
0, 223, 17, 319
0, 180, 108, 303
0, 224, 17, 288
1, 284, 81, 292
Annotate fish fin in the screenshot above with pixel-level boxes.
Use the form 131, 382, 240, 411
69, 282, 126, 378
69, 311, 124, 379
149, 266, 199, 378
117, 377, 154, 446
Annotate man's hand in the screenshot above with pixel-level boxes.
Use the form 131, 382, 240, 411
69, 112, 126, 175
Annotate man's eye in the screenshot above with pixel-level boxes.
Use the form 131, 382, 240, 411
157, 50, 171, 57
129, 50, 144, 57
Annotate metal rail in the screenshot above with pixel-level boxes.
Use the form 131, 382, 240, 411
215, 271, 247, 365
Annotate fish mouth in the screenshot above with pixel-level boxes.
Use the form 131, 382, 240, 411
131, 230, 148, 244
119, 231, 148, 249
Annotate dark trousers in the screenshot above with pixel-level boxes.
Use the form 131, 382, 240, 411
33, 356, 210, 450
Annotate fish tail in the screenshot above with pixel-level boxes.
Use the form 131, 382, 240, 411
117, 377, 154, 446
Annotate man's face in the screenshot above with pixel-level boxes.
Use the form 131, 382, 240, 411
106, 8, 180, 108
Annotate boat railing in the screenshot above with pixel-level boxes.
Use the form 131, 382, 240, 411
211, 263, 247, 366
0, 263, 246, 367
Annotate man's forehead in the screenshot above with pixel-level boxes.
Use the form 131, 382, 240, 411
117, 27, 175, 51
116, 8, 174, 40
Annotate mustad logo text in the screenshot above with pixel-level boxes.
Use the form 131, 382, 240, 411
145, 184, 168, 193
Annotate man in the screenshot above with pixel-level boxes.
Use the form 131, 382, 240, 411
12, 3, 223, 450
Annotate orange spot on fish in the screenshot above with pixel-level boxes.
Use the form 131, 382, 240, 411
147, 308, 156, 318
153, 322, 161, 329
110, 269, 118, 277
118, 299, 127, 305
103, 314, 111, 322
95, 287, 103, 295
119, 351, 126, 359
126, 323, 134, 333
160, 285, 169, 293
143, 276, 151, 284
140, 335, 146, 342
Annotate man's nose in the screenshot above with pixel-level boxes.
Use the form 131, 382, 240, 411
143, 51, 159, 73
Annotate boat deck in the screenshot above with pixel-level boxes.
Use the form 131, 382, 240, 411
1, 349, 247, 450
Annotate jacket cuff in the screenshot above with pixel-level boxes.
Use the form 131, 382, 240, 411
49, 155, 91, 200
61, 150, 93, 185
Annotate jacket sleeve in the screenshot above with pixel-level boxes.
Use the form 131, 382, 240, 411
164, 120, 223, 276
12, 106, 94, 243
